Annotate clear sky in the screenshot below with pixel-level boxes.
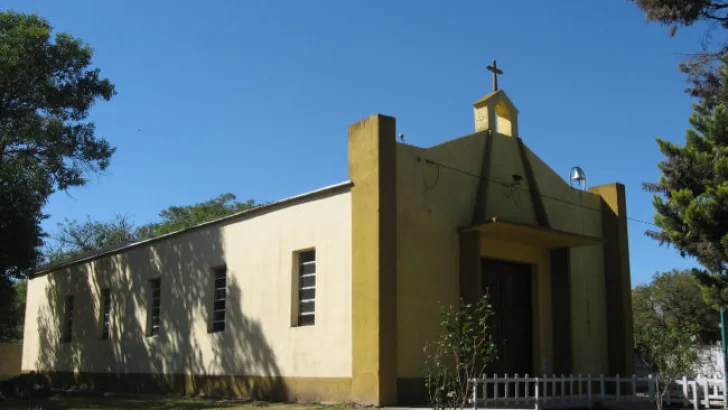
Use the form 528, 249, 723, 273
5, 0, 722, 286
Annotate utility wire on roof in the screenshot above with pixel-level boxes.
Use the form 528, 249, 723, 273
420, 157, 659, 227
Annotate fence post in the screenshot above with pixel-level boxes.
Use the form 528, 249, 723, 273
570, 373, 574, 399
703, 380, 710, 409
483, 375, 488, 408
648, 374, 655, 404
616, 373, 621, 401
493, 373, 498, 403
632, 374, 637, 399
561, 374, 565, 401
505, 374, 509, 403
535, 377, 540, 410
683, 376, 689, 408
600, 374, 605, 400
691, 381, 699, 410
578, 374, 583, 399
525, 374, 530, 406
472, 377, 478, 410
515, 374, 520, 403
587, 374, 592, 410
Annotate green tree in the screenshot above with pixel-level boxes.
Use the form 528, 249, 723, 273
635, 321, 699, 410
45, 193, 259, 263
423, 295, 497, 410
633, 269, 720, 344
643, 62, 728, 306
45, 215, 137, 263
136, 193, 257, 239
0, 280, 27, 343
629, 0, 728, 108
0, 10, 115, 338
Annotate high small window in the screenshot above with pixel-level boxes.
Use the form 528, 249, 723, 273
297, 250, 316, 326
211, 267, 227, 332
149, 278, 161, 336
100, 289, 111, 340
62, 296, 74, 343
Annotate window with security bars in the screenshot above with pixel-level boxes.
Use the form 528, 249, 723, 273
100, 289, 111, 340
211, 266, 226, 332
62, 295, 74, 343
297, 249, 316, 326
149, 278, 161, 336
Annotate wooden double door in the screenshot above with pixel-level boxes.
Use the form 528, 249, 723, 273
482, 258, 533, 375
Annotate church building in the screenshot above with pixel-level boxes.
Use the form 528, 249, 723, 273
21, 76, 633, 406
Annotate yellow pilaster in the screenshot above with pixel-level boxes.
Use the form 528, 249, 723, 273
589, 183, 634, 375
349, 114, 398, 406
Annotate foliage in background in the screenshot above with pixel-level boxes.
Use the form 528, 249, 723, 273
643, 60, 728, 307
0, 280, 27, 343
424, 295, 497, 410
45, 193, 259, 264
633, 269, 720, 344
0, 10, 115, 339
634, 302, 699, 410
629, 0, 728, 108
135, 193, 258, 240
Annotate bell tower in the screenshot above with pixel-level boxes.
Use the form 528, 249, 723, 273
473, 59, 519, 137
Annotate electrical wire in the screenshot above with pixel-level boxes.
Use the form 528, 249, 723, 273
420, 157, 660, 227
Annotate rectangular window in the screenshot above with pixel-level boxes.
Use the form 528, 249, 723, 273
100, 289, 111, 340
62, 295, 74, 343
149, 278, 161, 336
297, 249, 316, 326
211, 267, 226, 332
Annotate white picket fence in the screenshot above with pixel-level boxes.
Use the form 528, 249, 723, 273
469, 374, 727, 410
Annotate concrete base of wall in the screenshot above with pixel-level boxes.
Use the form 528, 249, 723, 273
0, 344, 22, 381
27, 371, 352, 403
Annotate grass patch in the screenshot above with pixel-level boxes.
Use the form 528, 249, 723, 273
0, 394, 353, 410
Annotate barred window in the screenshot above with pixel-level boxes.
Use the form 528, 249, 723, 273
297, 250, 316, 326
62, 295, 74, 343
101, 289, 111, 340
149, 278, 161, 336
211, 267, 227, 332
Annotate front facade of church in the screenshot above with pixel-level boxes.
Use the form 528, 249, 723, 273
22, 89, 632, 406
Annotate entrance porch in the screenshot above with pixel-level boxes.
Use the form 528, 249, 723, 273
459, 218, 603, 376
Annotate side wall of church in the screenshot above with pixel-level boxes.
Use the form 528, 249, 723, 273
21, 187, 353, 402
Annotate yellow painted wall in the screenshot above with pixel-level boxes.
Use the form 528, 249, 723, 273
395, 128, 613, 377
525, 148, 610, 374
483, 134, 537, 226
395, 134, 484, 378
22, 190, 353, 381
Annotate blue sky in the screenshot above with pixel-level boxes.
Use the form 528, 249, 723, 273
5, 0, 722, 286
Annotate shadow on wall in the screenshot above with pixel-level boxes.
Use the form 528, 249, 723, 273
33, 225, 288, 400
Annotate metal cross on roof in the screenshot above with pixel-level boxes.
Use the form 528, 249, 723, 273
486, 59, 503, 92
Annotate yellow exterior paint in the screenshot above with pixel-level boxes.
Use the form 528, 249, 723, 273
395, 134, 484, 379
589, 183, 634, 375
394, 89, 629, 384
22, 189, 353, 383
349, 114, 398, 406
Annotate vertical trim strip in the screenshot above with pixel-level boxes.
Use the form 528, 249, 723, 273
349, 114, 398, 406
550, 247, 572, 373
516, 138, 549, 228
471, 132, 494, 225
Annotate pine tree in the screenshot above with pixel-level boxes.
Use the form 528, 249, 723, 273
645, 61, 728, 306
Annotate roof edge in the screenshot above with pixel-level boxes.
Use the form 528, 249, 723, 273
33, 180, 354, 277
